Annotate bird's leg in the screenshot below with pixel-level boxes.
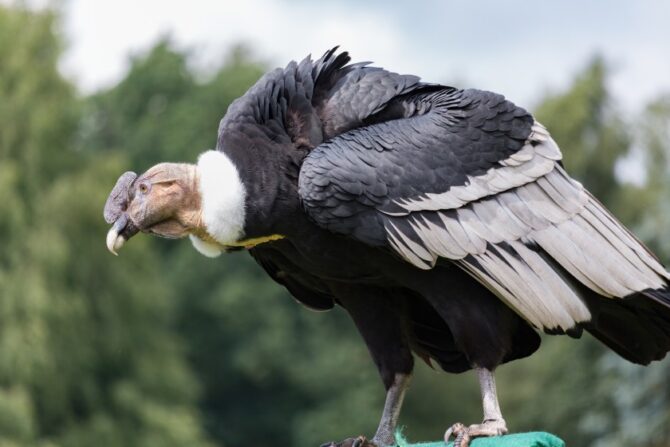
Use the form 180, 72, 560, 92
444, 368, 507, 447
319, 373, 411, 447
372, 373, 411, 446
321, 286, 414, 447
478, 367, 506, 430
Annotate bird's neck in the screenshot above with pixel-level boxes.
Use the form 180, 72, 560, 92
194, 147, 297, 248
219, 127, 304, 231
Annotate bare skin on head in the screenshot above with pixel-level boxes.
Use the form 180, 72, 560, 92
105, 162, 214, 254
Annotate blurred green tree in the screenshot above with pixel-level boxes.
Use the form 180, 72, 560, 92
532, 57, 631, 206
0, 6, 213, 447
585, 96, 670, 447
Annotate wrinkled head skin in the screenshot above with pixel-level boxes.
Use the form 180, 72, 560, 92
104, 163, 205, 255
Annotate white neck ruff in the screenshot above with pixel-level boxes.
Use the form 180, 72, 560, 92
195, 150, 246, 248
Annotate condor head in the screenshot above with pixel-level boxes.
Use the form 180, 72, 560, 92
104, 151, 249, 258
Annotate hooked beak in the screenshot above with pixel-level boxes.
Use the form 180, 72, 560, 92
106, 214, 139, 255
104, 171, 139, 256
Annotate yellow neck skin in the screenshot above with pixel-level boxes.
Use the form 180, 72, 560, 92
191, 225, 285, 250
227, 234, 286, 248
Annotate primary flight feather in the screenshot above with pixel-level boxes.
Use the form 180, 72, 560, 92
103, 48, 670, 447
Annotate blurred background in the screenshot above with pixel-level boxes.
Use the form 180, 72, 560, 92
1, 1, 669, 446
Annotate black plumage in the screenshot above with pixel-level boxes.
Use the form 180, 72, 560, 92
222, 46, 670, 361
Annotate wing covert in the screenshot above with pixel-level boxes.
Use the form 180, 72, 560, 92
299, 88, 536, 244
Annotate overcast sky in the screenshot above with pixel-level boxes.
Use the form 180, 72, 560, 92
56, 0, 670, 115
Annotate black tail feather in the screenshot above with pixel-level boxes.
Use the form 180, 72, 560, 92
584, 287, 670, 365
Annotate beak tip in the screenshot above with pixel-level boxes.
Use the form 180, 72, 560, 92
106, 226, 126, 256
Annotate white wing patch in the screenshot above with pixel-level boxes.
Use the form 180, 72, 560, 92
386, 122, 561, 215
383, 122, 670, 332
460, 241, 591, 331
532, 198, 669, 297
386, 166, 588, 267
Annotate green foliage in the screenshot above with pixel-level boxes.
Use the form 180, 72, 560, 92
1, 4, 669, 447
0, 5, 212, 447
0, 6, 79, 199
81, 39, 265, 169
584, 96, 670, 447
633, 96, 670, 256
533, 57, 631, 208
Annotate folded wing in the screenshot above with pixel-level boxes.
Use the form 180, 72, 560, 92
299, 89, 670, 334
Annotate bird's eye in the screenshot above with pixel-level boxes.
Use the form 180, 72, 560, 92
138, 183, 150, 194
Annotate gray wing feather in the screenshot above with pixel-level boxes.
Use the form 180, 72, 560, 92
390, 123, 559, 214
391, 159, 669, 331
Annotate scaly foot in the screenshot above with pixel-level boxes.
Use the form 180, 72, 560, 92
444, 419, 507, 447
320, 435, 378, 447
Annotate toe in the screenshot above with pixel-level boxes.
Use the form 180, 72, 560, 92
324, 436, 374, 447
445, 420, 507, 446
353, 436, 375, 447
444, 422, 465, 443
467, 419, 507, 437
454, 430, 471, 447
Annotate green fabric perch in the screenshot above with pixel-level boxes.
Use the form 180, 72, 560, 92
395, 432, 565, 447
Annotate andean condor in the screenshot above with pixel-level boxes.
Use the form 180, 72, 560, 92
103, 48, 670, 447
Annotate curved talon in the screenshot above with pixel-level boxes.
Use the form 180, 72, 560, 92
321, 436, 375, 447
444, 423, 465, 445
455, 430, 470, 447
444, 420, 506, 447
